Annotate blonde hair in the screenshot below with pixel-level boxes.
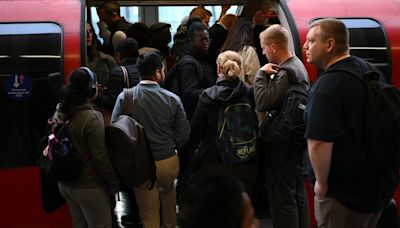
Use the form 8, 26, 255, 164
217, 50, 242, 80
260, 24, 289, 49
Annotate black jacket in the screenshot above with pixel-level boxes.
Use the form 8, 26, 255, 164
189, 76, 257, 191
96, 57, 139, 110
179, 44, 216, 120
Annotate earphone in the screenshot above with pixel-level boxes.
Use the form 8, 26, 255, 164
79, 67, 97, 97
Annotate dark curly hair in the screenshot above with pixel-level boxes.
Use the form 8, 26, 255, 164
59, 68, 94, 115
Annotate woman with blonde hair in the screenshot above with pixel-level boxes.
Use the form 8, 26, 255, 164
186, 50, 258, 196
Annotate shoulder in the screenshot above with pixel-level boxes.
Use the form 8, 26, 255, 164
281, 56, 309, 83
72, 106, 102, 124
110, 65, 123, 74
179, 56, 200, 70
240, 46, 259, 62
314, 68, 357, 96
241, 45, 257, 54
126, 64, 139, 75
159, 87, 182, 101
99, 51, 116, 62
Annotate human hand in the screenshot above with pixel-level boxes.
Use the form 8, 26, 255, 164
314, 180, 328, 200
43, 145, 49, 156
221, 4, 231, 12
260, 63, 279, 76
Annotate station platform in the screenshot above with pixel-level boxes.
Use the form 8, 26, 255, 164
112, 191, 273, 228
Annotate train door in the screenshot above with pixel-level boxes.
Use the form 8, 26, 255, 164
0, 0, 83, 227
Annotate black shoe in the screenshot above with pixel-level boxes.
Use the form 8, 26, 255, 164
121, 213, 141, 225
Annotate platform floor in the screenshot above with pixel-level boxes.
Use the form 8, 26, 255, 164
112, 191, 273, 228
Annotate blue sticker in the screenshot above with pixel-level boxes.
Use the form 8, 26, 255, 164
5, 73, 33, 101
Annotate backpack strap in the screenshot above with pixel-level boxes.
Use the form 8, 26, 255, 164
325, 65, 381, 86
121, 88, 157, 190
179, 55, 204, 80
120, 66, 130, 88
279, 67, 309, 95
164, 55, 203, 95
122, 88, 135, 116
270, 68, 307, 112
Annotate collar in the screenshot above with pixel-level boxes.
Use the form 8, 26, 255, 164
279, 54, 295, 66
139, 80, 158, 85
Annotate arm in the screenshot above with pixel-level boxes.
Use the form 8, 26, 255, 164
219, 4, 231, 21
85, 112, 119, 194
110, 91, 124, 123
180, 61, 207, 117
173, 98, 191, 149
97, 21, 111, 46
180, 62, 205, 101
307, 138, 333, 199
188, 100, 208, 152
253, 63, 289, 112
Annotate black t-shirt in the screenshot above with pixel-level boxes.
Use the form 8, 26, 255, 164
305, 56, 392, 213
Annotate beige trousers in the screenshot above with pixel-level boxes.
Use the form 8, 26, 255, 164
134, 154, 179, 228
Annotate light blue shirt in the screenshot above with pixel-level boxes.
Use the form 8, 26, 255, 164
111, 81, 190, 160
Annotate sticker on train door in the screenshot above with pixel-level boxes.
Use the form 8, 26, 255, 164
5, 73, 32, 100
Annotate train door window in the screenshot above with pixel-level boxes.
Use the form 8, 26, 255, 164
158, 5, 239, 39
341, 18, 391, 82
0, 23, 63, 168
90, 6, 139, 44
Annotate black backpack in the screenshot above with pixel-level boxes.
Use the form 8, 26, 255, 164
39, 109, 91, 182
164, 55, 203, 96
105, 88, 157, 188
327, 66, 400, 172
259, 67, 308, 151
217, 98, 258, 164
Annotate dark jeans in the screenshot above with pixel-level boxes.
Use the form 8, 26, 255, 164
264, 146, 310, 228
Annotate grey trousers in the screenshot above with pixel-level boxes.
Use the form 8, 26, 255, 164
314, 196, 381, 228
58, 183, 112, 228
265, 155, 310, 228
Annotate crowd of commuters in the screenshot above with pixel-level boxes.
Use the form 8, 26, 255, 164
46, 1, 398, 227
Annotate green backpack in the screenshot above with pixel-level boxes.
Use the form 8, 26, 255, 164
217, 100, 258, 164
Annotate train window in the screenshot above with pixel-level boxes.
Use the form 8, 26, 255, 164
340, 18, 391, 82
90, 6, 139, 44
89, 5, 239, 46
159, 5, 239, 37
0, 23, 62, 78
0, 23, 63, 168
